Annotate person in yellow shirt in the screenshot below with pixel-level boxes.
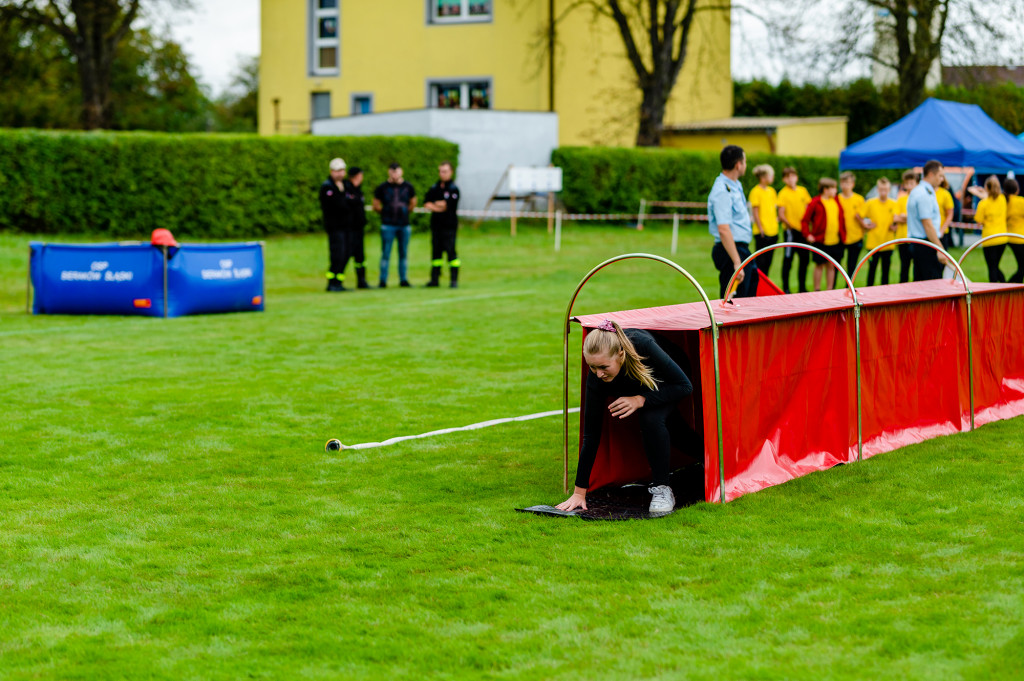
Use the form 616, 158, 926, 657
970, 175, 1008, 282
936, 177, 955, 250
892, 170, 917, 283
862, 177, 898, 285
749, 164, 780, 276
838, 171, 867, 283
1004, 178, 1024, 283
777, 167, 813, 293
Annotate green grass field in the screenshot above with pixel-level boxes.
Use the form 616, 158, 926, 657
1, 222, 1022, 680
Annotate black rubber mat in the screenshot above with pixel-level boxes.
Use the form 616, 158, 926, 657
517, 465, 704, 521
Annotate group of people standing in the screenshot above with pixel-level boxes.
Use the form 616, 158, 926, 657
710, 144, 1024, 298
318, 159, 462, 291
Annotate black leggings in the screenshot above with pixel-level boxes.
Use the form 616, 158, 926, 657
637, 402, 694, 487
754, 233, 778, 277
898, 243, 912, 283
781, 229, 810, 292
984, 244, 1006, 283
867, 250, 893, 286
1009, 242, 1024, 284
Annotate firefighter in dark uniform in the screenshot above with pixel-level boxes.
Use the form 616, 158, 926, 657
423, 161, 461, 288
319, 157, 349, 292
343, 166, 370, 289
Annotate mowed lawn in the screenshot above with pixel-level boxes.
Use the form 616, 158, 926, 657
1, 223, 1022, 680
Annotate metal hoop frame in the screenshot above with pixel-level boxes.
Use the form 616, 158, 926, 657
953, 232, 1023, 284
853, 237, 975, 431
727, 242, 865, 461
562, 253, 728, 503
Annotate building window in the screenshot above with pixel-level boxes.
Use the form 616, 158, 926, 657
429, 0, 491, 23
428, 80, 491, 109
311, 0, 340, 75
351, 94, 373, 115
312, 92, 332, 120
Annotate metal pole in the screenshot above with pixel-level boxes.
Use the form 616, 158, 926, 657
562, 253, 720, 499
727, 240, 864, 466
162, 245, 169, 319
967, 292, 974, 430
671, 213, 679, 255
951, 234, 1023, 432
855, 237, 973, 433
547, 191, 554, 234
547, 0, 555, 112
712, 323, 725, 502
855, 306, 863, 461
26, 244, 32, 315
554, 211, 562, 252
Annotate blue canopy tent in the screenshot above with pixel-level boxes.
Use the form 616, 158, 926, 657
840, 98, 1024, 171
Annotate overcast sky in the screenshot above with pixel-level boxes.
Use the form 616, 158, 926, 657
164, 1, 783, 95
162, 0, 260, 95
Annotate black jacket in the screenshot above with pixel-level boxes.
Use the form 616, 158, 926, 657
425, 181, 460, 230
344, 180, 367, 231
319, 177, 348, 233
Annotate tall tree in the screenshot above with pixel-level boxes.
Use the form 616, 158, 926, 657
0, 12, 80, 127
213, 56, 258, 133
761, 0, 1024, 116
566, 1, 728, 146
0, 1, 169, 129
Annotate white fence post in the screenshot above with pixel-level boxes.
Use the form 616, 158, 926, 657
671, 213, 679, 255
554, 211, 563, 252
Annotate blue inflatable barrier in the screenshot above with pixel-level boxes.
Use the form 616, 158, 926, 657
29, 241, 265, 317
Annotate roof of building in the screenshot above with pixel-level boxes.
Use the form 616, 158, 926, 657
664, 116, 848, 133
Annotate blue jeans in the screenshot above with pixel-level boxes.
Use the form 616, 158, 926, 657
380, 224, 411, 283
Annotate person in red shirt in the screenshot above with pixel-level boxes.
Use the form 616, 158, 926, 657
801, 177, 846, 292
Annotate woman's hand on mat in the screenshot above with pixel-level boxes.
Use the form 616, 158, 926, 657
556, 487, 588, 512
609, 395, 645, 419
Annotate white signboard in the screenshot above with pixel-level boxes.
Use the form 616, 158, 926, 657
508, 166, 563, 193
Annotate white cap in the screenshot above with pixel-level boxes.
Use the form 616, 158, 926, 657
329, 158, 347, 171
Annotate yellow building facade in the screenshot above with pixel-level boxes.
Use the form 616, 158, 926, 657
259, 0, 733, 146
661, 117, 849, 157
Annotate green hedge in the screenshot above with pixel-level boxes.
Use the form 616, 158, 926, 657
552, 146, 898, 215
0, 129, 458, 237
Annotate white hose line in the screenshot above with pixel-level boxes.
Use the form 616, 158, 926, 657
341, 407, 581, 450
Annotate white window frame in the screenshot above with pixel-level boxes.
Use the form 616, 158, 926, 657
427, 0, 492, 25
427, 78, 492, 110
351, 93, 373, 116
310, 0, 340, 77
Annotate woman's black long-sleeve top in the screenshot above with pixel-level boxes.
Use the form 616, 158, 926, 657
575, 329, 693, 489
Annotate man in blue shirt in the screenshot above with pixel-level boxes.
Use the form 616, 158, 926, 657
906, 160, 949, 281
708, 145, 758, 299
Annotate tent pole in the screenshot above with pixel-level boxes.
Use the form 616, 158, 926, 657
162, 246, 169, 319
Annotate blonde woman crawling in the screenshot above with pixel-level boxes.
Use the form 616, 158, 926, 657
556, 320, 694, 516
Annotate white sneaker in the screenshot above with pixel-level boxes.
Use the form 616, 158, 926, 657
648, 485, 675, 515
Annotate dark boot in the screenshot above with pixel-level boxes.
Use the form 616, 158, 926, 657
426, 266, 441, 287
450, 266, 459, 288
326, 273, 345, 292
356, 266, 370, 289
